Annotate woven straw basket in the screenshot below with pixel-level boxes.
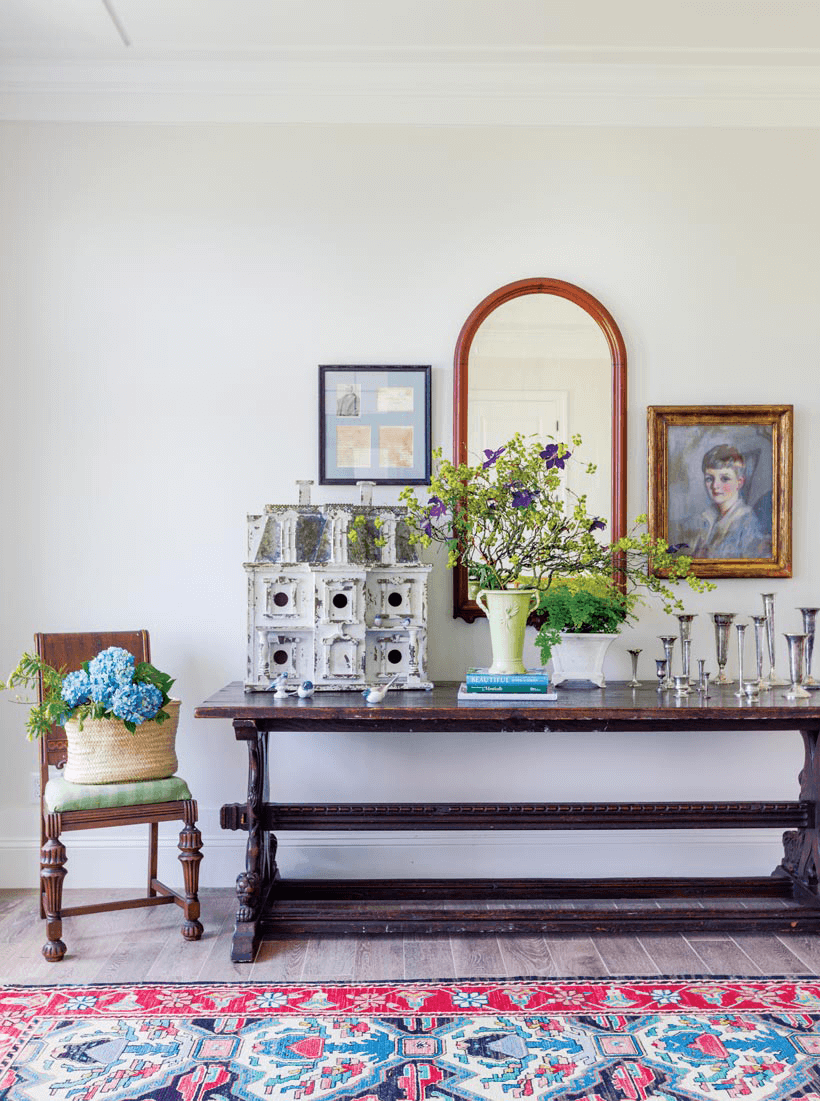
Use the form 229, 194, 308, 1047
63, 699, 180, 784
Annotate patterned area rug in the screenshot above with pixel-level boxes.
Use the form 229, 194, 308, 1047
4, 979, 820, 1100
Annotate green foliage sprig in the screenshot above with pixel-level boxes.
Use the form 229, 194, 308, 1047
1, 649, 174, 739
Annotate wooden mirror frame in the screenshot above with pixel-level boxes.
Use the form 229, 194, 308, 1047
452, 277, 627, 622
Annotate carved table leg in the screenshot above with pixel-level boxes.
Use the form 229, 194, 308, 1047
178, 799, 204, 941
777, 728, 820, 905
231, 719, 272, 962
41, 813, 67, 961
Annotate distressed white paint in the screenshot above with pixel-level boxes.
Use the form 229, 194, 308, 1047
245, 493, 432, 691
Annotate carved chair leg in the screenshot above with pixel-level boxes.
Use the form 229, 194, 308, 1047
41, 813, 67, 961
178, 800, 203, 941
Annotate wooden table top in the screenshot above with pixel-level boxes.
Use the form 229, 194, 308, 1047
195, 681, 820, 732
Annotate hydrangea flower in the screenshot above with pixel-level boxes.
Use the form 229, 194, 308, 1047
61, 669, 92, 709
110, 681, 163, 725
87, 646, 137, 708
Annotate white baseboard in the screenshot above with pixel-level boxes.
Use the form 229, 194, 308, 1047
0, 829, 787, 890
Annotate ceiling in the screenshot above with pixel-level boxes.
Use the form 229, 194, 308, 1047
1, 0, 819, 125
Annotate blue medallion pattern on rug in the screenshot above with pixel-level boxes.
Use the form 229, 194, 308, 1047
11, 1008, 820, 1100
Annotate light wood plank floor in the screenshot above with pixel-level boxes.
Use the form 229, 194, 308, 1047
1, 889, 819, 984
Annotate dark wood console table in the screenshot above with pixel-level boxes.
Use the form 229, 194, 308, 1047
195, 681, 820, 961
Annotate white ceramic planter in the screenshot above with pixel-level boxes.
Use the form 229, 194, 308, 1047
550, 632, 618, 688
476, 588, 539, 674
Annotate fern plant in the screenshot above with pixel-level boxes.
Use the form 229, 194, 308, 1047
531, 575, 633, 664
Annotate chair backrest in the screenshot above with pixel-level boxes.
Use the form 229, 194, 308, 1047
35, 631, 150, 774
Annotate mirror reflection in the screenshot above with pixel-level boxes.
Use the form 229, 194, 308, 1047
467, 293, 612, 528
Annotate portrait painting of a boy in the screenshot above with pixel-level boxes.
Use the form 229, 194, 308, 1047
648, 406, 792, 578
672, 438, 771, 560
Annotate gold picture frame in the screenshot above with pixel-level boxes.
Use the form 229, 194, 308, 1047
647, 405, 793, 578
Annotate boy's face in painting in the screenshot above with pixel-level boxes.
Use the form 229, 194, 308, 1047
703, 465, 744, 514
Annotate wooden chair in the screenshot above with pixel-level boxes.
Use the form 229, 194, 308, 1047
36, 630, 203, 961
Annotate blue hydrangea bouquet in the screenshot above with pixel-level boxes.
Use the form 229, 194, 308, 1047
1, 646, 175, 738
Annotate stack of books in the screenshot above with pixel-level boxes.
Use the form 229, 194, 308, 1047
457, 667, 557, 701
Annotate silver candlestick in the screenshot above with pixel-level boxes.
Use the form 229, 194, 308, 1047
784, 633, 810, 699
750, 614, 768, 691
627, 648, 642, 687
712, 613, 735, 684
658, 636, 677, 689
798, 607, 820, 687
762, 593, 788, 685
734, 622, 748, 699
676, 614, 697, 683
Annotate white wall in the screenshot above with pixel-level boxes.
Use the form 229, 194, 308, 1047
1, 122, 817, 887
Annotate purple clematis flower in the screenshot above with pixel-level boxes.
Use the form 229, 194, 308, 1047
422, 520, 433, 537
511, 487, 536, 508
590, 517, 607, 532
667, 542, 689, 554
427, 495, 447, 519
482, 446, 506, 469
540, 443, 571, 469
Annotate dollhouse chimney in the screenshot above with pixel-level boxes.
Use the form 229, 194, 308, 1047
296, 480, 313, 506
357, 480, 375, 506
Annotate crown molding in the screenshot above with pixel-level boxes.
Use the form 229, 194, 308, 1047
1, 49, 820, 125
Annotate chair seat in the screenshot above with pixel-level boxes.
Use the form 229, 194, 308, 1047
44, 774, 192, 813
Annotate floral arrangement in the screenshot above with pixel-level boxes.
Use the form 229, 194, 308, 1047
398, 432, 713, 618
1, 646, 175, 739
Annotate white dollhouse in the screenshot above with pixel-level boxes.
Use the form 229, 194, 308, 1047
245, 483, 432, 692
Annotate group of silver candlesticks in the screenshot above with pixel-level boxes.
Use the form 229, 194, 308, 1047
625, 594, 818, 700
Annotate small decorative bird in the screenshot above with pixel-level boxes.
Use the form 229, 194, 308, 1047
297, 680, 315, 698
265, 672, 292, 699
362, 673, 399, 703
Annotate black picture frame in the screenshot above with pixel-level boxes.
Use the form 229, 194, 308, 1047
319, 365, 432, 485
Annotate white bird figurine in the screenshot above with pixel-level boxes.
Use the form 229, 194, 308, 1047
265, 672, 292, 699
362, 673, 399, 703
297, 680, 315, 698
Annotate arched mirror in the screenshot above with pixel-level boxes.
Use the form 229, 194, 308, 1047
453, 277, 627, 622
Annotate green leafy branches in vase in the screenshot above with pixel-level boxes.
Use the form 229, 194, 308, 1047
399, 433, 714, 671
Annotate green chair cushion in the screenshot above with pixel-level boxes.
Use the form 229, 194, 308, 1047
44, 774, 192, 813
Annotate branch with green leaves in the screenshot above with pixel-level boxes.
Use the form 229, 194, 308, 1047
398, 432, 714, 608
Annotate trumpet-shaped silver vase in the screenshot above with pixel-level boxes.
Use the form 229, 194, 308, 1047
712, 613, 735, 684
798, 607, 820, 688
627, 648, 642, 687
750, 614, 768, 691
676, 614, 697, 683
658, 636, 677, 689
734, 622, 748, 699
784, 633, 810, 699
762, 593, 788, 685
